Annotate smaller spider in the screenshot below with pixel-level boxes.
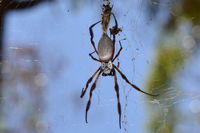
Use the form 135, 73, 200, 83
80, 2, 158, 129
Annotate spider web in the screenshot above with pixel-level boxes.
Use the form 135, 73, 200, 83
1, 0, 200, 133
112, 0, 200, 133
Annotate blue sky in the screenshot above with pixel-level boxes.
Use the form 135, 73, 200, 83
3, 1, 168, 133
3, 0, 200, 133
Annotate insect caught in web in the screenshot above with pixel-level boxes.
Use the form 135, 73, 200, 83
80, 1, 159, 129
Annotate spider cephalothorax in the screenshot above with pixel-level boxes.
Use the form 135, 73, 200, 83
101, 61, 114, 76
80, 2, 158, 129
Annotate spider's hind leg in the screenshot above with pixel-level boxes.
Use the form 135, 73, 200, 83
89, 21, 101, 55
89, 51, 101, 62
112, 41, 123, 62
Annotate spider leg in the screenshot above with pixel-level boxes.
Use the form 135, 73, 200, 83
111, 13, 120, 39
80, 67, 101, 98
110, 13, 122, 58
89, 51, 101, 62
113, 69, 122, 129
111, 13, 118, 29
111, 17, 117, 47
89, 21, 101, 55
109, 13, 118, 58
112, 41, 123, 62
85, 70, 102, 123
113, 65, 159, 96
117, 61, 120, 68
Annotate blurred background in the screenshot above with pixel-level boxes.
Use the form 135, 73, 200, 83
0, 0, 200, 133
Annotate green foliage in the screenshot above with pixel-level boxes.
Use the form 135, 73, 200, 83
146, 39, 186, 133
182, 0, 200, 24
149, 110, 175, 133
146, 1, 200, 132
148, 45, 186, 95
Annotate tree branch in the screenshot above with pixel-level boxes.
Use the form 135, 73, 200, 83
7, 0, 53, 10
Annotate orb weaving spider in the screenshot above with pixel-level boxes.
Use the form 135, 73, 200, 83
80, 2, 158, 129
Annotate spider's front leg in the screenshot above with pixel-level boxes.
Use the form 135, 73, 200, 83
80, 67, 101, 98
89, 21, 101, 55
113, 65, 159, 97
113, 69, 122, 129
85, 70, 102, 123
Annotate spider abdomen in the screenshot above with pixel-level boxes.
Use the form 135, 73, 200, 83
98, 33, 114, 61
